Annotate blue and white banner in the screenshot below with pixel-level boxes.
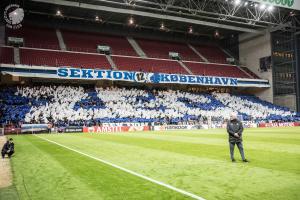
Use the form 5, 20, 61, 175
0, 64, 270, 88
21, 123, 49, 133
57, 67, 240, 86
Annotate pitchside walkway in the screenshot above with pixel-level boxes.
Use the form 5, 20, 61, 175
0, 136, 12, 189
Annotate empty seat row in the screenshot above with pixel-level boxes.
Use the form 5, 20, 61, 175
20, 48, 111, 69
112, 56, 188, 74
62, 30, 137, 56
183, 61, 250, 78
15, 48, 251, 78
135, 38, 203, 61
194, 45, 228, 64
5, 26, 229, 63
241, 67, 260, 79
6, 26, 60, 50
0, 47, 14, 64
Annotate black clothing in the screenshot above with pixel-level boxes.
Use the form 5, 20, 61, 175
229, 142, 245, 160
227, 119, 246, 160
227, 119, 243, 143
1, 141, 14, 158
2, 141, 11, 152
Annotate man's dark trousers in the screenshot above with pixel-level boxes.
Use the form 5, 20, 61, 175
229, 142, 245, 160
1, 150, 14, 158
2, 141, 14, 158
227, 118, 246, 161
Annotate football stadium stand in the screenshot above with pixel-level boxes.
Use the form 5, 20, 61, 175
20, 48, 111, 69
193, 44, 228, 64
241, 67, 260, 79
112, 56, 188, 74
0, 47, 14, 64
183, 61, 250, 78
4, 25, 254, 79
135, 38, 202, 61
4, 25, 293, 128
62, 30, 137, 56
0, 86, 299, 126
6, 26, 60, 50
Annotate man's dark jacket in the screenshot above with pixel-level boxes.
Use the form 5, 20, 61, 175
1, 141, 14, 153
227, 119, 243, 143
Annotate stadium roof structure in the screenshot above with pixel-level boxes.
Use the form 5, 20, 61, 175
21, 0, 300, 36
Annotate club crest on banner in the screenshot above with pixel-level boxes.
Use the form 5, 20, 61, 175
4, 4, 24, 29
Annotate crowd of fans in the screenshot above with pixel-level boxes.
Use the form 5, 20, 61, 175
213, 93, 294, 121
0, 85, 299, 127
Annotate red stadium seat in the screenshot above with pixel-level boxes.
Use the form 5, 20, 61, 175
0, 47, 14, 64
62, 30, 137, 56
241, 67, 260, 79
112, 56, 188, 74
3, 25, 257, 79
6, 26, 60, 50
183, 61, 251, 78
193, 44, 228, 64
20, 48, 111, 69
136, 38, 203, 62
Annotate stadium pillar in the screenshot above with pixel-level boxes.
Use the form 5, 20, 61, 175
295, 33, 300, 112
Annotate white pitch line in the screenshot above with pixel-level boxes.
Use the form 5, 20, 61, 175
34, 135, 206, 200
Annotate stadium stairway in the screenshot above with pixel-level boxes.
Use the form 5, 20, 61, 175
13, 47, 20, 64
241, 67, 260, 79
177, 60, 193, 75
127, 37, 147, 58
105, 54, 117, 70
218, 46, 234, 60
56, 29, 67, 51
236, 66, 255, 79
187, 44, 209, 62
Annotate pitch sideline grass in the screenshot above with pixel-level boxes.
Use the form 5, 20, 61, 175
35, 135, 204, 200
0, 127, 299, 200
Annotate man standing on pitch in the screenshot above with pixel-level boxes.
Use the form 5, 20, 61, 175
227, 113, 248, 162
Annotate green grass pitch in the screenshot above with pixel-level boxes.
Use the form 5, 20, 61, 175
1, 127, 300, 200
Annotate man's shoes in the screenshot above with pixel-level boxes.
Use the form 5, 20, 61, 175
231, 159, 236, 162
243, 159, 249, 162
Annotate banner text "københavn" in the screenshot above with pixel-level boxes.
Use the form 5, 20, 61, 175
57, 68, 238, 86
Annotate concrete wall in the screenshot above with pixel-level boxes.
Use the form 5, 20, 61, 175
239, 31, 273, 103
274, 94, 297, 111
0, 25, 5, 46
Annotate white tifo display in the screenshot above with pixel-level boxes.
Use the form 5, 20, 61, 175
14, 85, 296, 124
213, 93, 290, 119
